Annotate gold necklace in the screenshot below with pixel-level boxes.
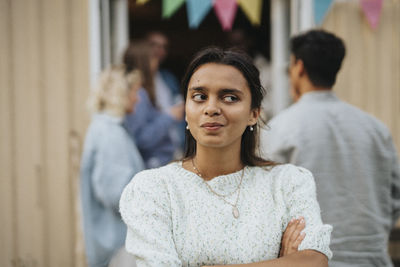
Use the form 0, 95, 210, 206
191, 158, 245, 219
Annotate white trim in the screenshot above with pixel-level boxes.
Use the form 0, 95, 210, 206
111, 0, 129, 64
89, 0, 102, 86
291, 0, 314, 34
271, 0, 291, 115
299, 0, 314, 32
101, 0, 111, 67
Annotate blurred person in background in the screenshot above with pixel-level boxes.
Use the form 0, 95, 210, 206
260, 29, 400, 266
123, 41, 184, 168
147, 31, 186, 153
80, 66, 144, 267
146, 31, 182, 112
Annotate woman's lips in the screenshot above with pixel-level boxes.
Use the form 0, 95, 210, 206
201, 123, 223, 131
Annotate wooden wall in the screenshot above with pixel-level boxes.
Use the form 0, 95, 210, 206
0, 0, 89, 266
323, 0, 400, 152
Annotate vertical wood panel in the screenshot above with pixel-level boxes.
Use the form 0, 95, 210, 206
0, 0, 17, 266
11, 0, 45, 266
364, 11, 379, 114
375, 0, 392, 127
41, 0, 73, 265
391, 1, 400, 152
25, 1, 47, 266
69, 0, 90, 266
26, 1, 46, 266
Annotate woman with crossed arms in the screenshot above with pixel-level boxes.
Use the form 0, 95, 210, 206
120, 47, 332, 266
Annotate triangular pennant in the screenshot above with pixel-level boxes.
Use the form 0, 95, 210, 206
214, 0, 238, 31
237, 0, 262, 25
162, 0, 185, 19
186, 0, 213, 29
360, 0, 383, 30
314, 0, 333, 25
136, 0, 150, 5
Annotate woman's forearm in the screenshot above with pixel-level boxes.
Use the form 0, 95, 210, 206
204, 250, 328, 267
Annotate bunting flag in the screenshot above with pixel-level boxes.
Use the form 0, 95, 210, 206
136, 0, 150, 5
138, 0, 383, 32
186, 0, 213, 29
237, 0, 263, 25
360, 0, 383, 29
162, 0, 185, 19
314, 0, 333, 25
214, 0, 238, 31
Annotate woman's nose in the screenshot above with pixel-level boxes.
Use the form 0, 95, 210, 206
204, 100, 221, 116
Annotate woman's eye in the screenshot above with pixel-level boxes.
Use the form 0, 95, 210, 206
193, 94, 206, 101
223, 95, 239, 102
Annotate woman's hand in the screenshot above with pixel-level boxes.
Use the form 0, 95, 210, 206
279, 217, 306, 257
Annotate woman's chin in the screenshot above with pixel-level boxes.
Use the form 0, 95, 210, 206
196, 137, 227, 148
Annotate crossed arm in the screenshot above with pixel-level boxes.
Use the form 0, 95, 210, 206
203, 218, 328, 267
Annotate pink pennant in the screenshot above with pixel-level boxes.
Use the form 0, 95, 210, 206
214, 0, 238, 31
360, 0, 383, 30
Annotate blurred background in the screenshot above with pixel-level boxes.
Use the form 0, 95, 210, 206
0, 0, 399, 266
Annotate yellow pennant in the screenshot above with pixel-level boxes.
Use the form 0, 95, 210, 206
237, 0, 262, 25
136, 0, 150, 5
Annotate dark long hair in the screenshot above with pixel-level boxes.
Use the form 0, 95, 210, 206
181, 47, 275, 167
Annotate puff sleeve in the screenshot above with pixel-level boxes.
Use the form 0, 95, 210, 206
119, 170, 182, 267
280, 165, 333, 259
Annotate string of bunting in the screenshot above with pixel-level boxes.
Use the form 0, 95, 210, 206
136, 0, 385, 31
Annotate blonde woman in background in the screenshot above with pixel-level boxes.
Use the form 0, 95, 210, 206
80, 66, 144, 267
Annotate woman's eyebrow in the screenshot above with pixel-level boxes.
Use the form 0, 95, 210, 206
188, 87, 244, 95
219, 88, 244, 95
188, 86, 206, 92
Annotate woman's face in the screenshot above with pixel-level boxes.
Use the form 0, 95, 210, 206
126, 81, 141, 114
185, 63, 259, 150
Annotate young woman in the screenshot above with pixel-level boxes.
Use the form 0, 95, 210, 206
120, 47, 332, 266
80, 66, 144, 267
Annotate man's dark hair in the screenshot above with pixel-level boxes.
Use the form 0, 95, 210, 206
290, 29, 346, 88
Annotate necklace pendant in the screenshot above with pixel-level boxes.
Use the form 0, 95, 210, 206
232, 206, 240, 219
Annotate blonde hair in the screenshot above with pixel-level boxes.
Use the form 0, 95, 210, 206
88, 65, 141, 117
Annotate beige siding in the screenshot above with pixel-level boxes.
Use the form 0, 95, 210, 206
0, 0, 89, 266
0, 1, 16, 266
323, 0, 400, 152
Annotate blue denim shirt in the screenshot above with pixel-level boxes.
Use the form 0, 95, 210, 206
80, 113, 144, 267
124, 89, 176, 168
